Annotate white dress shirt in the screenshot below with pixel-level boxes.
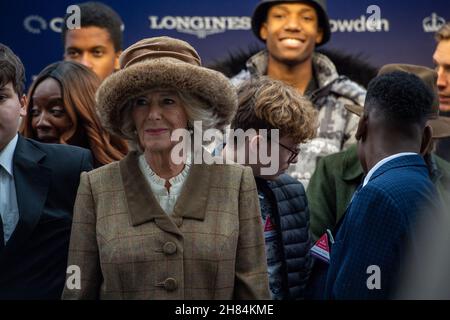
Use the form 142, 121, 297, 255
138, 154, 191, 215
0, 134, 20, 244
363, 152, 418, 187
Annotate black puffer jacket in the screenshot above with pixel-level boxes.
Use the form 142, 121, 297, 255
255, 174, 313, 299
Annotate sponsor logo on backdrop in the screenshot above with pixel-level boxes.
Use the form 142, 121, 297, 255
330, 5, 389, 33
24, 15, 64, 34
423, 13, 446, 33
148, 16, 251, 38
24, 6, 80, 34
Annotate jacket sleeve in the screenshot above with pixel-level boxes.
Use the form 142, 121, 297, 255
62, 172, 101, 299
307, 156, 337, 242
233, 167, 270, 300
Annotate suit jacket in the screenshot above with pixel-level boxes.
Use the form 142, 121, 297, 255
0, 136, 93, 299
62, 151, 270, 300
324, 154, 438, 300
307, 145, 450, 241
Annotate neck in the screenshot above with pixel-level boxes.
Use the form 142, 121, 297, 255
365, 140, 420, 173
267, 56, 313, 94
144, 149, 185, 180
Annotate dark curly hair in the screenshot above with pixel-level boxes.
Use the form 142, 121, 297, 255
62, 2, 123, 52
365, 71, 433, 126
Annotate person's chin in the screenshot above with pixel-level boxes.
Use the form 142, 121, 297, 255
37, 136, 59, 144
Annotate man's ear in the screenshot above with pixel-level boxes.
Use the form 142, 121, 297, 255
249, 135, 262, 153
19, 94, 27, 117
260, 23, 268, 41
315, 28, 324, 44
420, 125, 433, 155
114, 50, 122, 70
355, 114, 368, 142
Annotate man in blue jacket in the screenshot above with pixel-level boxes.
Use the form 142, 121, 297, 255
324, 71, 439, 299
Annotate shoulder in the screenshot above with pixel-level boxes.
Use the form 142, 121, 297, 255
25, 137, 91, 160
84, 159, 121, 183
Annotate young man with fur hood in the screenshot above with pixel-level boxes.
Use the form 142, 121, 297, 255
232, 0, 366, 188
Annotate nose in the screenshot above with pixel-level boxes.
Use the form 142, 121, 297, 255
79, 53, 94, 70
437, 67, 447, 90
146, 104, 163, 121
35, 111, 52, 129
285, 15, 301, 31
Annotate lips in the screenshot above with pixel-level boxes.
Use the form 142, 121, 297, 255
36, 133, 59, 143
279, 37, 305, 48
439, 95, 450, 104
144, 128, 169, 135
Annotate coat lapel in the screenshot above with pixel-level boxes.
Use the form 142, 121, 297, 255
120, 152, 212, 236
5, 136, 51, 253
172, 163, 210, 222
120, 152, 181, 237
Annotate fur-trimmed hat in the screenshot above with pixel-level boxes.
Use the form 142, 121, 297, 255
96, 36, 238, 139
251, 0, 331, 46
346, 64, 450, 139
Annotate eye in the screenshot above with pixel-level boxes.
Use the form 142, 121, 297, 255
302, 15, 314, 21
50, 107, 66, 117
272, 13, 286, 19
162, 98, 176, 105
134, 97, 149, 107
66, 50, 79, 58
30, 107, 41, 117
92, 49, 104, 57
0, 95, 7, 102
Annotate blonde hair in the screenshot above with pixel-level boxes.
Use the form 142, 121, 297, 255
435, 22, 450, 42
232, 77, 318, 144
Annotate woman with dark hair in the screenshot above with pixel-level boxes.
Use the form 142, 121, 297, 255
20, 61, 128, 167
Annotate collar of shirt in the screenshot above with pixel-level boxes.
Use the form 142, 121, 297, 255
0, 134, 18, 177
363, 152, 418, 187
138, 152, 192, 194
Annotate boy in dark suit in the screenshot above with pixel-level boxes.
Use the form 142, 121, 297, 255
0, 43, 93, 299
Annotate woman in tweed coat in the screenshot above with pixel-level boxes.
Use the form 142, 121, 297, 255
62, 37, 270, 300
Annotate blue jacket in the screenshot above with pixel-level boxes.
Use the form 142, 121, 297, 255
324, 154, 438, 299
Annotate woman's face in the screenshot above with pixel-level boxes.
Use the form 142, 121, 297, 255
132, 89, 188, 153
31, 78, 73, 143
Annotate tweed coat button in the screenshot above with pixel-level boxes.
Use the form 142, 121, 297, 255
164, 278, 178, 291
163, 242, 177, 255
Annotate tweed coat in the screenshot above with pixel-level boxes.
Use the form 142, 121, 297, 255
62, 151, 270, 300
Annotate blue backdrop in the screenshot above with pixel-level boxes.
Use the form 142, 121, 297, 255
0, 0, 448, 86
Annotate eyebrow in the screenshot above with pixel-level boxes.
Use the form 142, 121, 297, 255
0, 86, 12, 93
66, 45, 107, 51
273, 5, 314, 13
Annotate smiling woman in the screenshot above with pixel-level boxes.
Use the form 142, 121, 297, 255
61, 36, 270, 300
19, 61, 128, 167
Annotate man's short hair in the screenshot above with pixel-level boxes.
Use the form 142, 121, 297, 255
365, 71, 433, 126
435, 22, 450, 42
62, 2, 123, 52
231, 76, 317, 144
0, 43, 25, 96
